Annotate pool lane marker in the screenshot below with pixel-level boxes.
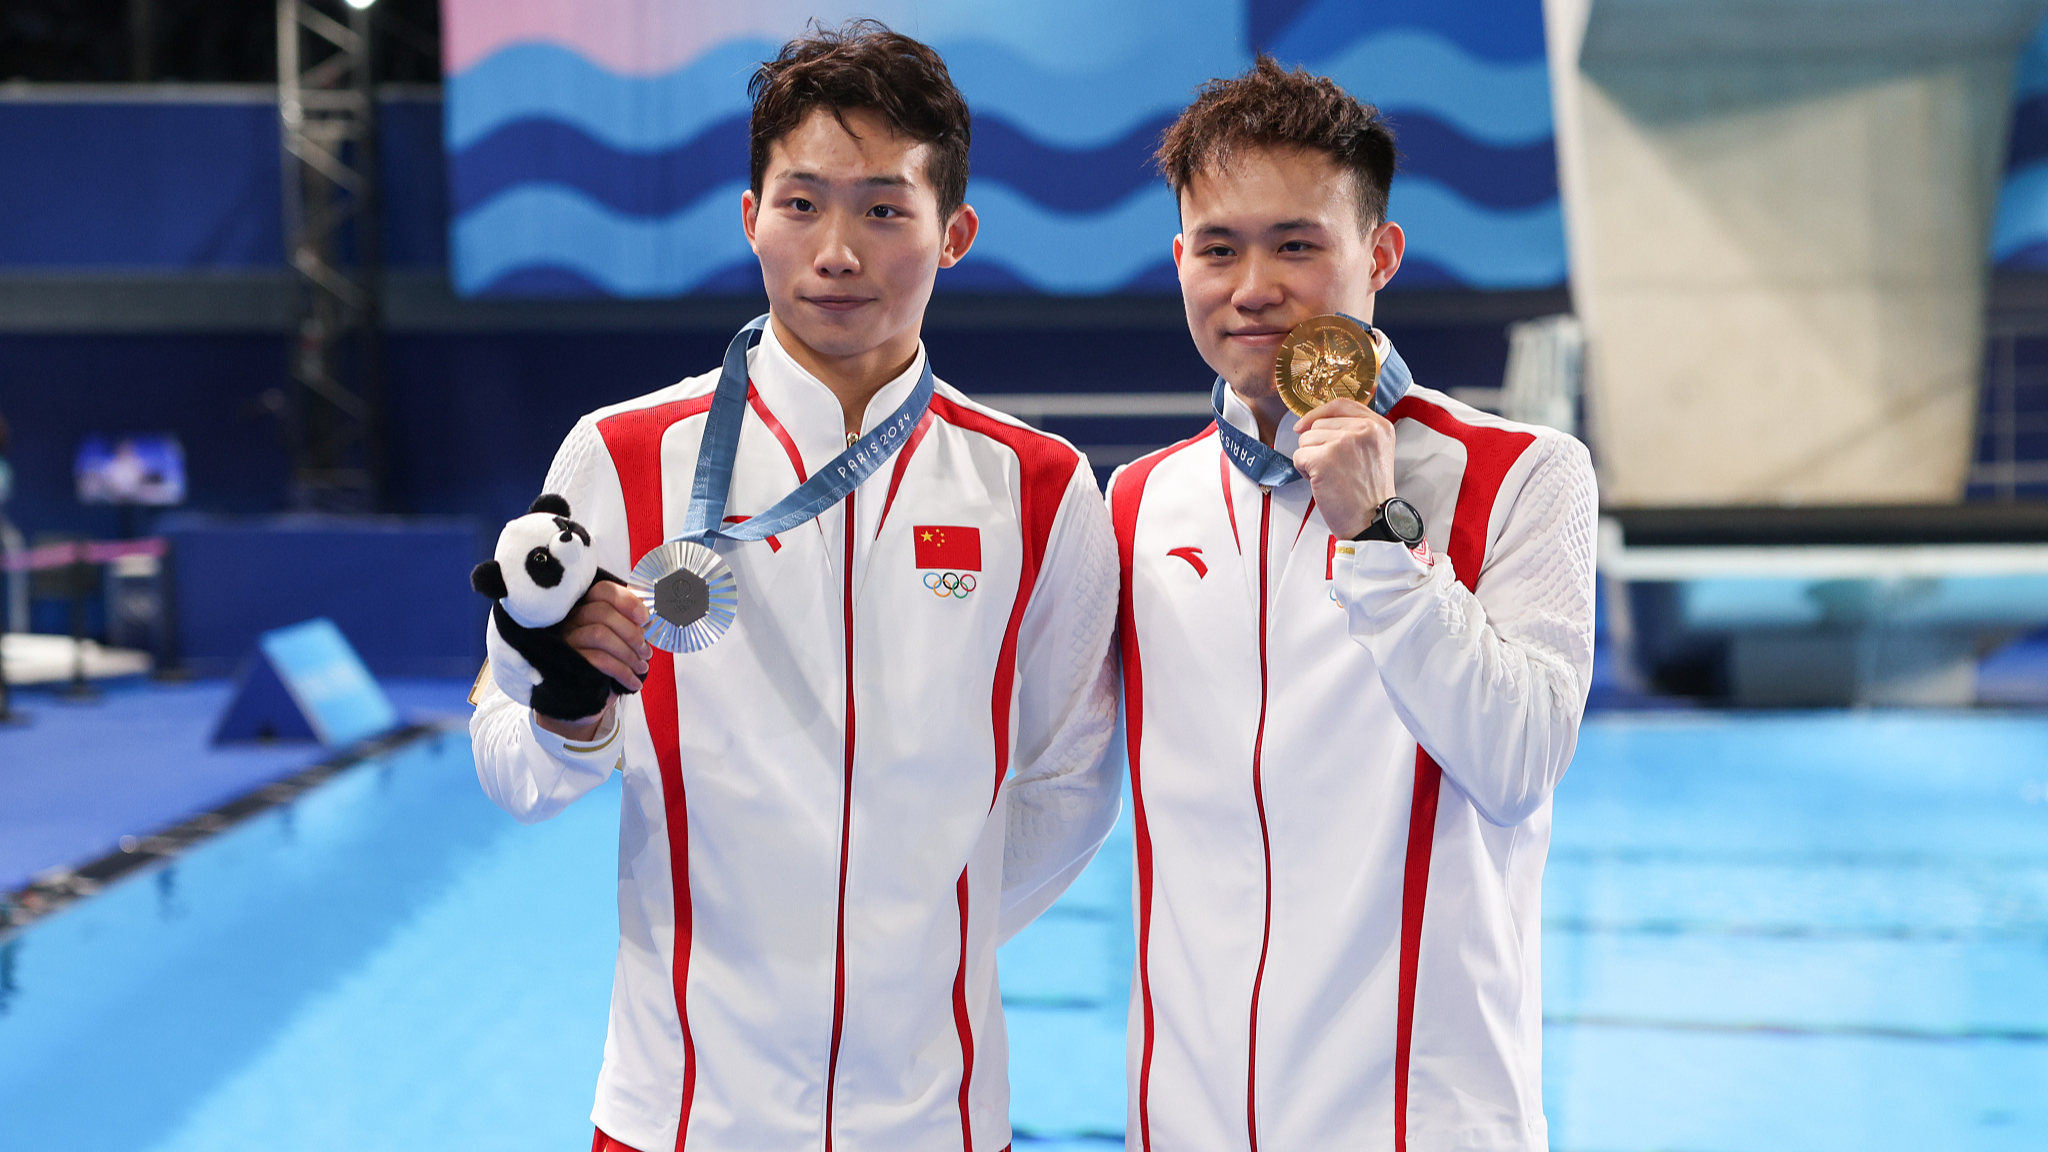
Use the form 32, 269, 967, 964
1545, 1013, 2048, 1045
0, 721, 446, 943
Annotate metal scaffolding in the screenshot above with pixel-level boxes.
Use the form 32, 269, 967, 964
276, 0, 383, 511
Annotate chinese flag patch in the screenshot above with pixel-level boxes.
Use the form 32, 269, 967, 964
914, 525, 981, 570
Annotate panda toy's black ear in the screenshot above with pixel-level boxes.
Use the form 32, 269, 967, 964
471, 560, 508, 600
529, 493, 571, 517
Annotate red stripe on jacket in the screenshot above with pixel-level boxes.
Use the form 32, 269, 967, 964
951, 870, 976, 1152
876, 410, 936, 537
595, 394, 714, 1151
927, 395, 1080, 1149
1382, 394, 1535, 1151
1109, 425, 1217, 1152
746, 385, 807, 482
926, 395, 1078, 804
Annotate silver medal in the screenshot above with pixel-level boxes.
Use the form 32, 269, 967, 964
630, 540, 738, 653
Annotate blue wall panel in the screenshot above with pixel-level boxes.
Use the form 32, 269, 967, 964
0, 97, 446, 269
0, 320, 1508, 539
165, 517, 482, 678
0, 102, 282, 267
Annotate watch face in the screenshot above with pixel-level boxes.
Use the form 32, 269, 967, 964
1385, 498, 1424, 544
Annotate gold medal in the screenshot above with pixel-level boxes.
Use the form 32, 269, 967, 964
1275, 314, 1379, 418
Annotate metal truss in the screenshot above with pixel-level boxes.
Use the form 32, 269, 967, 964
277, 0, 383, 511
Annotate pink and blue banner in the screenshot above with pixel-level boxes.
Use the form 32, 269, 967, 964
439, 0, 1567, 297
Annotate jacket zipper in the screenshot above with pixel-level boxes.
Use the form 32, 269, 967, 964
1246, 488, 1275, 1152
823, 488, 857, 1151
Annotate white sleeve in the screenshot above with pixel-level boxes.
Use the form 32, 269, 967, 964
469, 417, 631, 823
470, 677, 623, 822
997, 460, 1124, 943
1332, 434, 1598, 827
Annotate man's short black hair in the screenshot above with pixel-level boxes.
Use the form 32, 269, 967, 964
749, 20, 973, 219
1155, 55, 1398, 229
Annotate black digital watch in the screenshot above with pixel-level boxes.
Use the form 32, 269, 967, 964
1352, 496, 1425, 547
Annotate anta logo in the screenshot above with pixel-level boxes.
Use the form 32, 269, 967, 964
915, 525, 981, 599
1168, 546, 1208, 578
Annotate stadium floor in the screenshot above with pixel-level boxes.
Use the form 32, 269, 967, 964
1, 682, 2043, 1150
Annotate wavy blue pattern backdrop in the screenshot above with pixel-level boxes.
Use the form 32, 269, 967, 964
440, 0, 1564, 297
12, 9, 2048, 288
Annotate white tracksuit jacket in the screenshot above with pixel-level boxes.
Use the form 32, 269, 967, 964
471, 324, 1122, 1152
1107, 373, 1597, 1152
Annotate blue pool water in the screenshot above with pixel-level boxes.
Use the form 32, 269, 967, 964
3, 712, 2045, 1150
0, 676, 473, 892
1545, 713, 2048, 1151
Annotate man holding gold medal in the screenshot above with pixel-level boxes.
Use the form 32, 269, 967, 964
1108, 60, 1597, 1151
469, 23, 1121, 1152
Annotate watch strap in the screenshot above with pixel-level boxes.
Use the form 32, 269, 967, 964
1352, 512, 1401, 543
1352, 497, 1424, 545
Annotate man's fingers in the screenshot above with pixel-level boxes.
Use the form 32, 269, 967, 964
1296, 412, 1396, 458
596, 583, 656, 660
568, 598, 653, 661
580, 649, 644, 693
1292, 397, 1376, 431
1294, 422, 1369, 449
590, 580, 651, 627
571, 624, 649, 679
567, 615, 650, 678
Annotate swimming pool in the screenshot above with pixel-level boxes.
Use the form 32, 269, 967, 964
2, 712, 2043, 1150
1545, 712, 2048, 1151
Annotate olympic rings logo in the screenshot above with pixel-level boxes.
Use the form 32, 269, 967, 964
922, 571, 977, 598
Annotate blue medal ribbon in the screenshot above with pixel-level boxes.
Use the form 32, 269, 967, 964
1213, 314, 1413, 488
1212, 375, 1304, 488
679, 314, 934, 545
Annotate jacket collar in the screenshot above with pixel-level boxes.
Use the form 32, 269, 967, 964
746, 318, 929, 477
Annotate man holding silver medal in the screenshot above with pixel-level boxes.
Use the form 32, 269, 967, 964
1107, 60, 1597, 1151
469, 22, 1122, 1152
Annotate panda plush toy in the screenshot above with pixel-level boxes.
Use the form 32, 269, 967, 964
471, 494, 638, 721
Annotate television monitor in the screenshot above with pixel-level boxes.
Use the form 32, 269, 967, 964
76, 434, 186, 506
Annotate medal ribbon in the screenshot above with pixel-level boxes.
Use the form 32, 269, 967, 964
679, 314, 934, 545
1212, 315, 1414, 488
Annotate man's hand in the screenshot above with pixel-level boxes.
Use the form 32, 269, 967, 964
534, 581, 652, 741
1291, 398, 1398, 540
